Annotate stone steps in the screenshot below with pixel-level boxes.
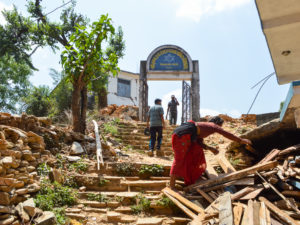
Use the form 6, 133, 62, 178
86, 162, 172, 176
74, 175, 170, 191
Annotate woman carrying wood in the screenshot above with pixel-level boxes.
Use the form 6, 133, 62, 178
170, 116, 252, 190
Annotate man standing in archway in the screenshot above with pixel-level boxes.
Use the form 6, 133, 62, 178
166, 95, 179, 125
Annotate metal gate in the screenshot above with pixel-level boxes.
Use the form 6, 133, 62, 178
181, 80, 192, 123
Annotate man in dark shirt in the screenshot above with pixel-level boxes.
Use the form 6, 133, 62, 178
166, 95, 179, 125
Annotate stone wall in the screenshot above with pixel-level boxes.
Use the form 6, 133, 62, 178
256, 112, 280, 126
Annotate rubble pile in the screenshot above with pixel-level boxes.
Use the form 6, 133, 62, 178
165, 144, 300, 224
100, 104, 139, 121
0, 113, 51, 224
0, 113, 101, 225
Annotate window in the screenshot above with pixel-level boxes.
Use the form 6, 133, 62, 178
117, 78, 131, 98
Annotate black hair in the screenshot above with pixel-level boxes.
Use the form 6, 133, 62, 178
209, 116, 224, 126
154, 98, 162, 104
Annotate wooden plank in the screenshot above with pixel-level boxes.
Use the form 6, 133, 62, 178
258, 149, 280, 165
231, 187, 255, 201
205, 161, 219, 179
205, 198, 220, 214
253, 201, 261, 225
274, 198, 298, 210
162, 187, 205, 215
217, 154, 236, 173
282, 190, 300, 198
278, 144, 300, 156
92, 120, 104, 170
247, 200, 254, 225
240, 187, 264, 200
259, 197, 300, 225
163, 191, 197, 220
259, 201, 270, 225
233, 204, 243, 225
240, 204, 249, 225
203, 178, 254, 192
186, 161, 278, 191
197, 188, 214, 204
219, 192, 233, 225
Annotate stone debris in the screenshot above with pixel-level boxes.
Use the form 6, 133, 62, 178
0, 110, 298, 225
100, 104, 139, 120
70, 141, 84, 155
34, 211, 56, 225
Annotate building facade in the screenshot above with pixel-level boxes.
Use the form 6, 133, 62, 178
107, 70, 139, 106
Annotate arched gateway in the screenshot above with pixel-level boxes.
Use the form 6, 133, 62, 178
139, 45, 200, 122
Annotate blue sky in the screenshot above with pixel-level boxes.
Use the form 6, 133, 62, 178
1, 0, 290, 118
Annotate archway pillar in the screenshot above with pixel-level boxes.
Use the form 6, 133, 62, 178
191, 60, 200, 121
139, 61, 148, 121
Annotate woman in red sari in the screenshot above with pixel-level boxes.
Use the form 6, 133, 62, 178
170, 116, 251, 189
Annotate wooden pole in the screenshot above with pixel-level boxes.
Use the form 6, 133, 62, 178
186, 161, 277, 191
92, 120, 104, 170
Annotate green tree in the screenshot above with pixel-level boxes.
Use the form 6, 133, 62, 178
92, 27, 125, 110
22, 85, 51, 117
0, 54, 32, 112
0, 1, 88, 110
62, 15, 124, 133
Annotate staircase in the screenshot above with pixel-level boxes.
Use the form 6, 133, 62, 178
115, 121, 177, 157
65, 162, 190, 225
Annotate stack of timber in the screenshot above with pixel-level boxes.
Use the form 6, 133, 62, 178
163, 144, 300, 225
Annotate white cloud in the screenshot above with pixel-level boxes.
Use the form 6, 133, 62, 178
200, 108, 220, 117
0, 1, 13, 25
172, 0, 251, 22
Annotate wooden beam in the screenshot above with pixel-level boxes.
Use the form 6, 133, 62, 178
163, 191, 197, 220
205, 161, 219, 179
203, 178, 254, 192
239, 187, 264, 200
231, 187, 255, 201
219, 192, 233, 225
197, 188, 214, 204
186, 161, 278, 191
162, 187, 205, 215
257, 149, 280, 165
282, 190, 300, 198
217, 154, 236, 173
278, 144, 300, 156
259, 197, 300, 225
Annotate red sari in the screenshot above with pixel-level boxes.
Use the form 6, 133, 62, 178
170, 121, 243, 186
170, 133, 206, 186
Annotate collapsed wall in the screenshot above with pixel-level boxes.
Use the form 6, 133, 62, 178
228, 118, 300, 162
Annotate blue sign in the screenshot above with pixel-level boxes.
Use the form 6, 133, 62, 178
149, 48, 189, 71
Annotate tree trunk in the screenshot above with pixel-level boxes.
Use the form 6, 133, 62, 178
72, 83, 88, 134
80, 86, 87, 133
97, 86, 108, 110
72, 82, 82, 133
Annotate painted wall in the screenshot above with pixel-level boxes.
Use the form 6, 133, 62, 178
107, 70, 139, 106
